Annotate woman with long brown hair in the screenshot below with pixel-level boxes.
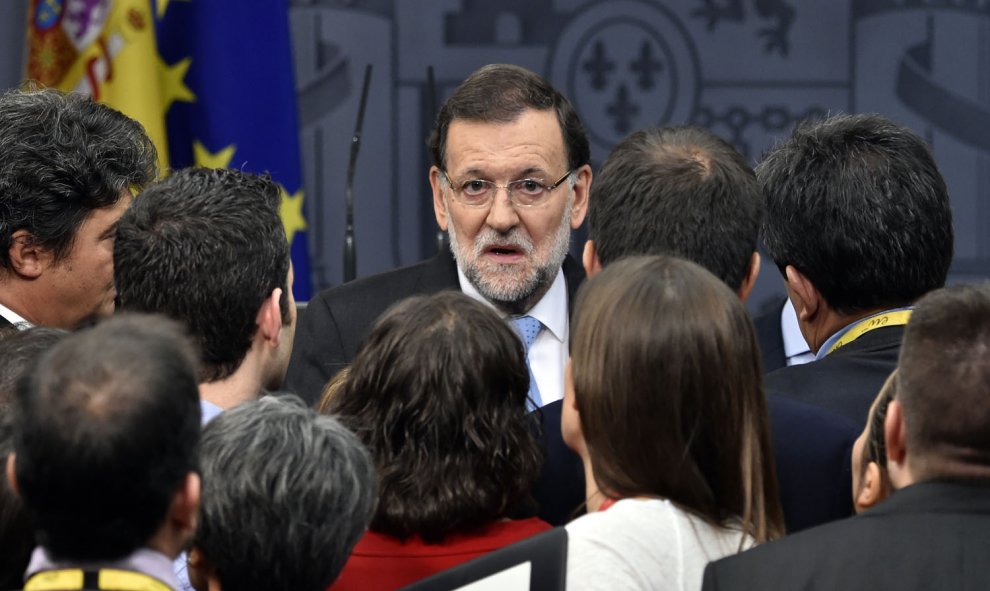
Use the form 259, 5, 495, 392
561, 255, 784, 590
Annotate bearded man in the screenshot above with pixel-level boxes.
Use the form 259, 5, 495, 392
286, 64, 591, 410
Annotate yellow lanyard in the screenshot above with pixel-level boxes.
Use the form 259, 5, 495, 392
825, 310, 912, 356
25, 568, 172, 591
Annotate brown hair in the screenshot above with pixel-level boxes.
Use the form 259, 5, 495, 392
897, 283, 990, 480
325, 292, 542, 543
570, 256, 784, 543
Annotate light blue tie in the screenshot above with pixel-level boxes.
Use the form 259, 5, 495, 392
511, 315, 543, 410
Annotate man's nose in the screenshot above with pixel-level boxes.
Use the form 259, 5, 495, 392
485, 187, 520, 232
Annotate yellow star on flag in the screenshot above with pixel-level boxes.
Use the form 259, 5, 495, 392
280, 187, 307, 245
159, 56, 196, 112
193, 141, 236, 169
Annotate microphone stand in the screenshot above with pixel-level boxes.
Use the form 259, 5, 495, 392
343, 64, 372, 283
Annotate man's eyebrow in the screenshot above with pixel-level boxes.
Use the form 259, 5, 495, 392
100, 221, 119, 240
458, 166, 549, 178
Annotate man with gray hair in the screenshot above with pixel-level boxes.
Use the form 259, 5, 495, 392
186, 395, 376, 591
0, 88, 157, 329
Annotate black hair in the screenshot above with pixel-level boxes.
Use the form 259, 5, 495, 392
114, 167, 290, 382
589, 126, 763, 291
757, 113, 953, 313
13, 314, 201, 560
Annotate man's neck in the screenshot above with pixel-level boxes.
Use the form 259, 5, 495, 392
806, 306, 887, 354
198, 354, 265, 410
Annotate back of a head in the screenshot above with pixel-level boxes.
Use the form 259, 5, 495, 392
195, 395, 376, 591
589, 126, 763, 291
427, 63, 590, 171
570, 255, 783, 542
13, 314, 200, 561
896, 283, 990, 480
0, 88, 157, 268
0, 327, 65, 588
114, 167, 290, 382
328, 291, 541, 543
758, 113, 954, 313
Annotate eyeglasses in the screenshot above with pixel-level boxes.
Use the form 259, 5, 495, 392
440, 169, 575, 208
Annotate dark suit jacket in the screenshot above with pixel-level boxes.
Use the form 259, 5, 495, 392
753, 295, 788, 373
284, 249, 587, 526
703, 480, 990, 591
765, 324, 904, 425
767, 395, 857, 532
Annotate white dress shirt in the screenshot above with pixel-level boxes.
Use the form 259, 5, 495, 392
457, 267, 569, 405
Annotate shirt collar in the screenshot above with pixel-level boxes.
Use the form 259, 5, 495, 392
814, 305, 914, 361
780, 298, 810, 359
0, 302, 32, 330
456, 265, 568, 343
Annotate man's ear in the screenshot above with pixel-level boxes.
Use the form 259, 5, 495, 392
885, 399, 907, 466
569, 164, 593, 229
5, 453, 19, 497
257, 288, 283, 346
8, 230, 48, 279
784, 265, 820, 323
737, 251, 761, 303
855, 462, 885, 512
582, 241, 602, 278
171, 472, 200, 537
430, 166, 449, 231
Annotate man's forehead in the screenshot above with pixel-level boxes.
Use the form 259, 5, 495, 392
444, 110, 567, 174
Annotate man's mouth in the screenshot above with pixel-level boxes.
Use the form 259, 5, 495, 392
485, 244, 525, 262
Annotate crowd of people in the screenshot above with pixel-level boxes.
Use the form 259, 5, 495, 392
0, 62, 985, 591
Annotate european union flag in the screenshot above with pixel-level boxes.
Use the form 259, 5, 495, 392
154, 0, 311, 301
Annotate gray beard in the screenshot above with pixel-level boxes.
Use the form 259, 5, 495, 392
447, 198, 572, 315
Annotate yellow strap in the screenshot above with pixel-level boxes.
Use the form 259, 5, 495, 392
826, 310, 912, 356
25, 568, 172, 591
99, 569, 173, 591
24, 570, 84, 591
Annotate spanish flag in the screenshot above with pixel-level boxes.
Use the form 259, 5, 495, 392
26, 0, 312, 301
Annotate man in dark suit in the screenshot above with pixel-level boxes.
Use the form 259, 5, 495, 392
285, 64, 592, 526
0, 88, 157, 329
577, 125, 857, 532
759, 114, 954, 425
703, 283, 990, 590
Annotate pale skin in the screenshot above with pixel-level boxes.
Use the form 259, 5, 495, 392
851, 383, 893, 513
0, 191, 132, 329
430, 109, 591, 313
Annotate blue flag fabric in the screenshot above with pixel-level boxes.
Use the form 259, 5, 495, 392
154, 0, 312, 301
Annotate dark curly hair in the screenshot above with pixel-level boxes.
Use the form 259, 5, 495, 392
325, 292, 542, 543
0, 87, 157, 267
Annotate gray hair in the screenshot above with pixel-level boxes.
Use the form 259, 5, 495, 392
194, 395, 376, 591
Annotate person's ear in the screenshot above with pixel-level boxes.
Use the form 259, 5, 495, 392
569, 164, 593, 229
785, 265, 820, 322
5, 453, 19, 497
257, 288, 283, 346
855, 462, 885, 511
172, 472, 200, 537
582, 241, 602, 278
737, 251, 761, 302
8, 230, 48, 279
186, 546, 214, 591
885, 399, 907, 467
430, 166, 449, 231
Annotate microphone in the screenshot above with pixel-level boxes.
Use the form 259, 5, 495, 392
344, 63, 372, 283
